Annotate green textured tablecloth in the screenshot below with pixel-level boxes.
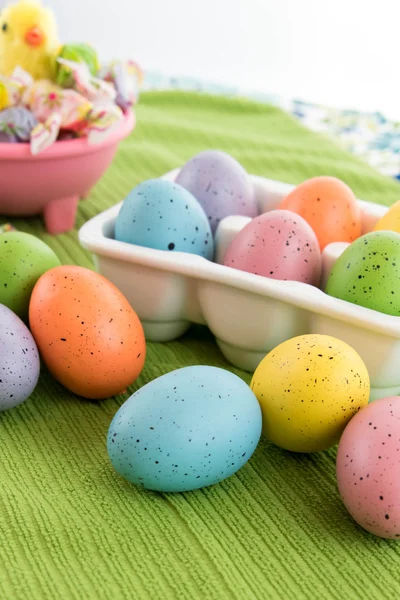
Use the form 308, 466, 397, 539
2, 92, 400, 600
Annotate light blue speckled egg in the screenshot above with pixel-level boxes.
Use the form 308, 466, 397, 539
107, 366, 262, 492
114, 179, 214, 260
0, 304, 40, 411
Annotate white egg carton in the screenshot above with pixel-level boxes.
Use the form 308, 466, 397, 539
79, 168, 398, 402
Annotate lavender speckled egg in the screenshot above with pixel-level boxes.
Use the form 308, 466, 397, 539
115, 179, 214, 260
337, 396, 400, 539
0, 304, 40, 411
223, 209, 321, 285
107, 366, 262, 492
175, 150, 257, 233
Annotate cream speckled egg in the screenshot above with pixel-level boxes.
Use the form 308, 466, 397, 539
250, 334, 370, 452
337, 396, 400, 539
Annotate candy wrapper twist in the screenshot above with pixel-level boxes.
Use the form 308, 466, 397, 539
0, 224, 16, 234
0, 56, 142, 154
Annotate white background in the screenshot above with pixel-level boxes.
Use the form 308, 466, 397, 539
7, 0, 400, 118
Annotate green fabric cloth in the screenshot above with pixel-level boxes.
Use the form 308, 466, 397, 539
2, 92, 400, 600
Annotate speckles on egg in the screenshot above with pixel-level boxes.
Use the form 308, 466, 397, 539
107, 366, 262, 492
28, 265, 146, 400
223, 210, 321, 285
326, 231, 400, 316
250, 334, 370, 453
175, 150, 257, 234
114, 179, 214, 260
0, 304, 40, 411
337, 396, 400, 539
279, 176, 361, 250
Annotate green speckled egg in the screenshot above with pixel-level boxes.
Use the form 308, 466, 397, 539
325, 231, 400, 316
0, 232, 60, 320
250, 334, 370, 453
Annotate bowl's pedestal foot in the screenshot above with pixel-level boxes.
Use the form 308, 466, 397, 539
43, 195, 79, 234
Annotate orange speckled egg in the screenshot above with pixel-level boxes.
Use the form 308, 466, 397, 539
280, 176, 362, 249
29, 265, 146, 400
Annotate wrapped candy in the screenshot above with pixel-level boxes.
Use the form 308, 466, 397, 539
0, 52, 132, 154
56, 43, 100, 87
24, 80, 93, 130
25, 79, 123, 154
0, 224, 16, 234
0, 131, 18, 143
0, 106, 38, 142
30, 112, 62, 155
0, 67, 34, 111
100, 60, 143, 111
84, 103, 123, 144
10, 66, 34, 90
56, 57, 116, 105
0, 78, 22, 111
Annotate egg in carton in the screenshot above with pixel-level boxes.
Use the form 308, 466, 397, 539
79, 165, 398, 402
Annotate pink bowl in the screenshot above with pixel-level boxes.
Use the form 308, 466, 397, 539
0, 111, 135, 234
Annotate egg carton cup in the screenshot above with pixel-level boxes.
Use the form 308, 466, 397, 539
79, 169, 397, 402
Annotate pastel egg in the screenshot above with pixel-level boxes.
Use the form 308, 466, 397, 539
337, 396, 400, 539
0, 232, 61, 320
373, 200, 400, 233
325, 231, 400, 316
114, 179, 214, 260
107, 366, 262, 492
280, 176, 362, 249
175, 150, 257, 233
0, 304, 40, 411
250, 334, 370, 453
223, 210, 321, 285
29, 265, 146, 400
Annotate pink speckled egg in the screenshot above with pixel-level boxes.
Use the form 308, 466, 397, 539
337, 396, 400, 539
223, 209, 321, 285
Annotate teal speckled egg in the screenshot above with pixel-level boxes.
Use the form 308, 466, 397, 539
107, 366, 262, 492
114, 179, 214, 260
325, 231, 400, 316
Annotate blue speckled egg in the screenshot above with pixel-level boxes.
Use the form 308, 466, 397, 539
0, 304, 40, 411
107, 366, 262, 492
175, 150, 258, 233
114, 179, 214, 260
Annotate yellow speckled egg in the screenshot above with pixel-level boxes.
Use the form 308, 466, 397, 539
373, 200, 400, 233
250, 334, 370, 453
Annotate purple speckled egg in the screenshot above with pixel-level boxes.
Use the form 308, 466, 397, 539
337, 396, 400, 539
223, 209, 321, 285
175, 150, 257, 233
0, 304, 40, 411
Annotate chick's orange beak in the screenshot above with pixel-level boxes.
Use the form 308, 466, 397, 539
24, 26, 44, 47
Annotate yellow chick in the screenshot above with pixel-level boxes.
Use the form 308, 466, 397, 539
0, 0, 60, 80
